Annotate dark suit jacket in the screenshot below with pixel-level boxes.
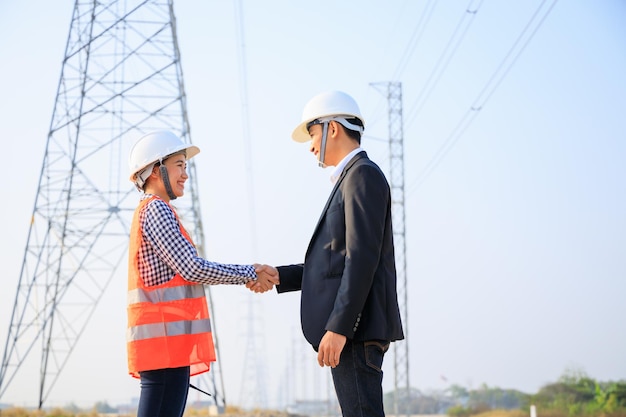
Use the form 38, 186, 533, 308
277, 151, 404, 350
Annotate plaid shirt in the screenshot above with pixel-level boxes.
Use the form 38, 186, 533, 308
137, 195, 257, 287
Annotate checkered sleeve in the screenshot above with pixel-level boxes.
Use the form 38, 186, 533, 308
141, 199, 257, 285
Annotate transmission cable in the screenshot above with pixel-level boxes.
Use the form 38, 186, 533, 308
365, 0, 438, 134
391, 0, 438, 82
404, 0, 485, 130
407, 0, 559, 195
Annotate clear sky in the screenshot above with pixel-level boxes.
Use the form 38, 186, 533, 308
1, 0, 625, 410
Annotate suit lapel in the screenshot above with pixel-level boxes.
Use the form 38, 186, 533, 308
305, 151, 368, 256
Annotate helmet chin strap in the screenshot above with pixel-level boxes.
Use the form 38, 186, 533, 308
318, 121, 329, 168
159, 164, 178, 200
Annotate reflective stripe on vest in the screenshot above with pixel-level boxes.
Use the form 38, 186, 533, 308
127, 318, 212, 341
127, 284, 205, 305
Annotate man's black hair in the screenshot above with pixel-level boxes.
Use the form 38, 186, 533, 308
342, 117, 364, 144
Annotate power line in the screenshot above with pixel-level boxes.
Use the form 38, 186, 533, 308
391, 0, 439, 82
404, 0, 485, 129
407, 0, 559, 195
367, 0, 482, 162
365, 0, 438, 132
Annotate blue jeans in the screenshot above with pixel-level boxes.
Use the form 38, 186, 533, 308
137, 366, 190, 417
330, 339, 390, 417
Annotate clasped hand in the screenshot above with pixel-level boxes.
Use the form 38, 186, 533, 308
247, 264, 279, 293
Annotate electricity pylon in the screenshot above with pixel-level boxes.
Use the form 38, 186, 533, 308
371, 81, 410, 416
0, 0, 225, 409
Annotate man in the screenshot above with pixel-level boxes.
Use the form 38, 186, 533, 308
256, 91, 404, 416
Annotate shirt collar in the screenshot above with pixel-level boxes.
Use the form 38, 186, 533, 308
330, 147, 363, 184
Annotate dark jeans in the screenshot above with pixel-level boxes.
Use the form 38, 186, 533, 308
137, 366, 190, 417
330, 339, 390, 417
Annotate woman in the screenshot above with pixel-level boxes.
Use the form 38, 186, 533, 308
126, 130, 274, 417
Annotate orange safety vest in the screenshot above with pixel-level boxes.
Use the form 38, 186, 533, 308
127, 196, 215, 378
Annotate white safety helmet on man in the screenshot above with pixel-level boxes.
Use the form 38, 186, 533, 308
128, 130, 200, 192
291, 90, 365, 143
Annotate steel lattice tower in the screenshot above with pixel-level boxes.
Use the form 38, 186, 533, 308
372, 81, 409, 416
0, 0, 225, 409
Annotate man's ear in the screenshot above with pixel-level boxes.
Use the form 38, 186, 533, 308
329, 120, 340, 137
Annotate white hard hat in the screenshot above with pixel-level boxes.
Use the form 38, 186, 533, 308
292, 90, 365, 143
128, 130, 200, 186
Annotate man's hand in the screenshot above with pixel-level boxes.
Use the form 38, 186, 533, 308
317, 330, 346, 368
247, 264, 279, 293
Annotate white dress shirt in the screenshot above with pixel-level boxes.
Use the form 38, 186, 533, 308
330, 147, 364, 184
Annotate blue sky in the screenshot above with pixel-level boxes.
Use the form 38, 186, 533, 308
1, 0, 625, 409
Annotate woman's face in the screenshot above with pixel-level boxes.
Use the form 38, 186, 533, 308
161, 153, 188, 198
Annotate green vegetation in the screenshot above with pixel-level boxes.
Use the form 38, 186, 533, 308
527, 369, 626, 417
381, 369, 626, 417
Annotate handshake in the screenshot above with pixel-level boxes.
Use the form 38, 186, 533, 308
247, 264, 279, 293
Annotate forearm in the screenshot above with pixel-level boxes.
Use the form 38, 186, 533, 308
180, 257, 257, 285
276, 264, 304, 293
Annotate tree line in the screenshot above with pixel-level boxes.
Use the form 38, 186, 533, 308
383, 369, 626, 417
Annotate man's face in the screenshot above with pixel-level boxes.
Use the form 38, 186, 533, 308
308, 123, 324, 162
308, 121, 338, 167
